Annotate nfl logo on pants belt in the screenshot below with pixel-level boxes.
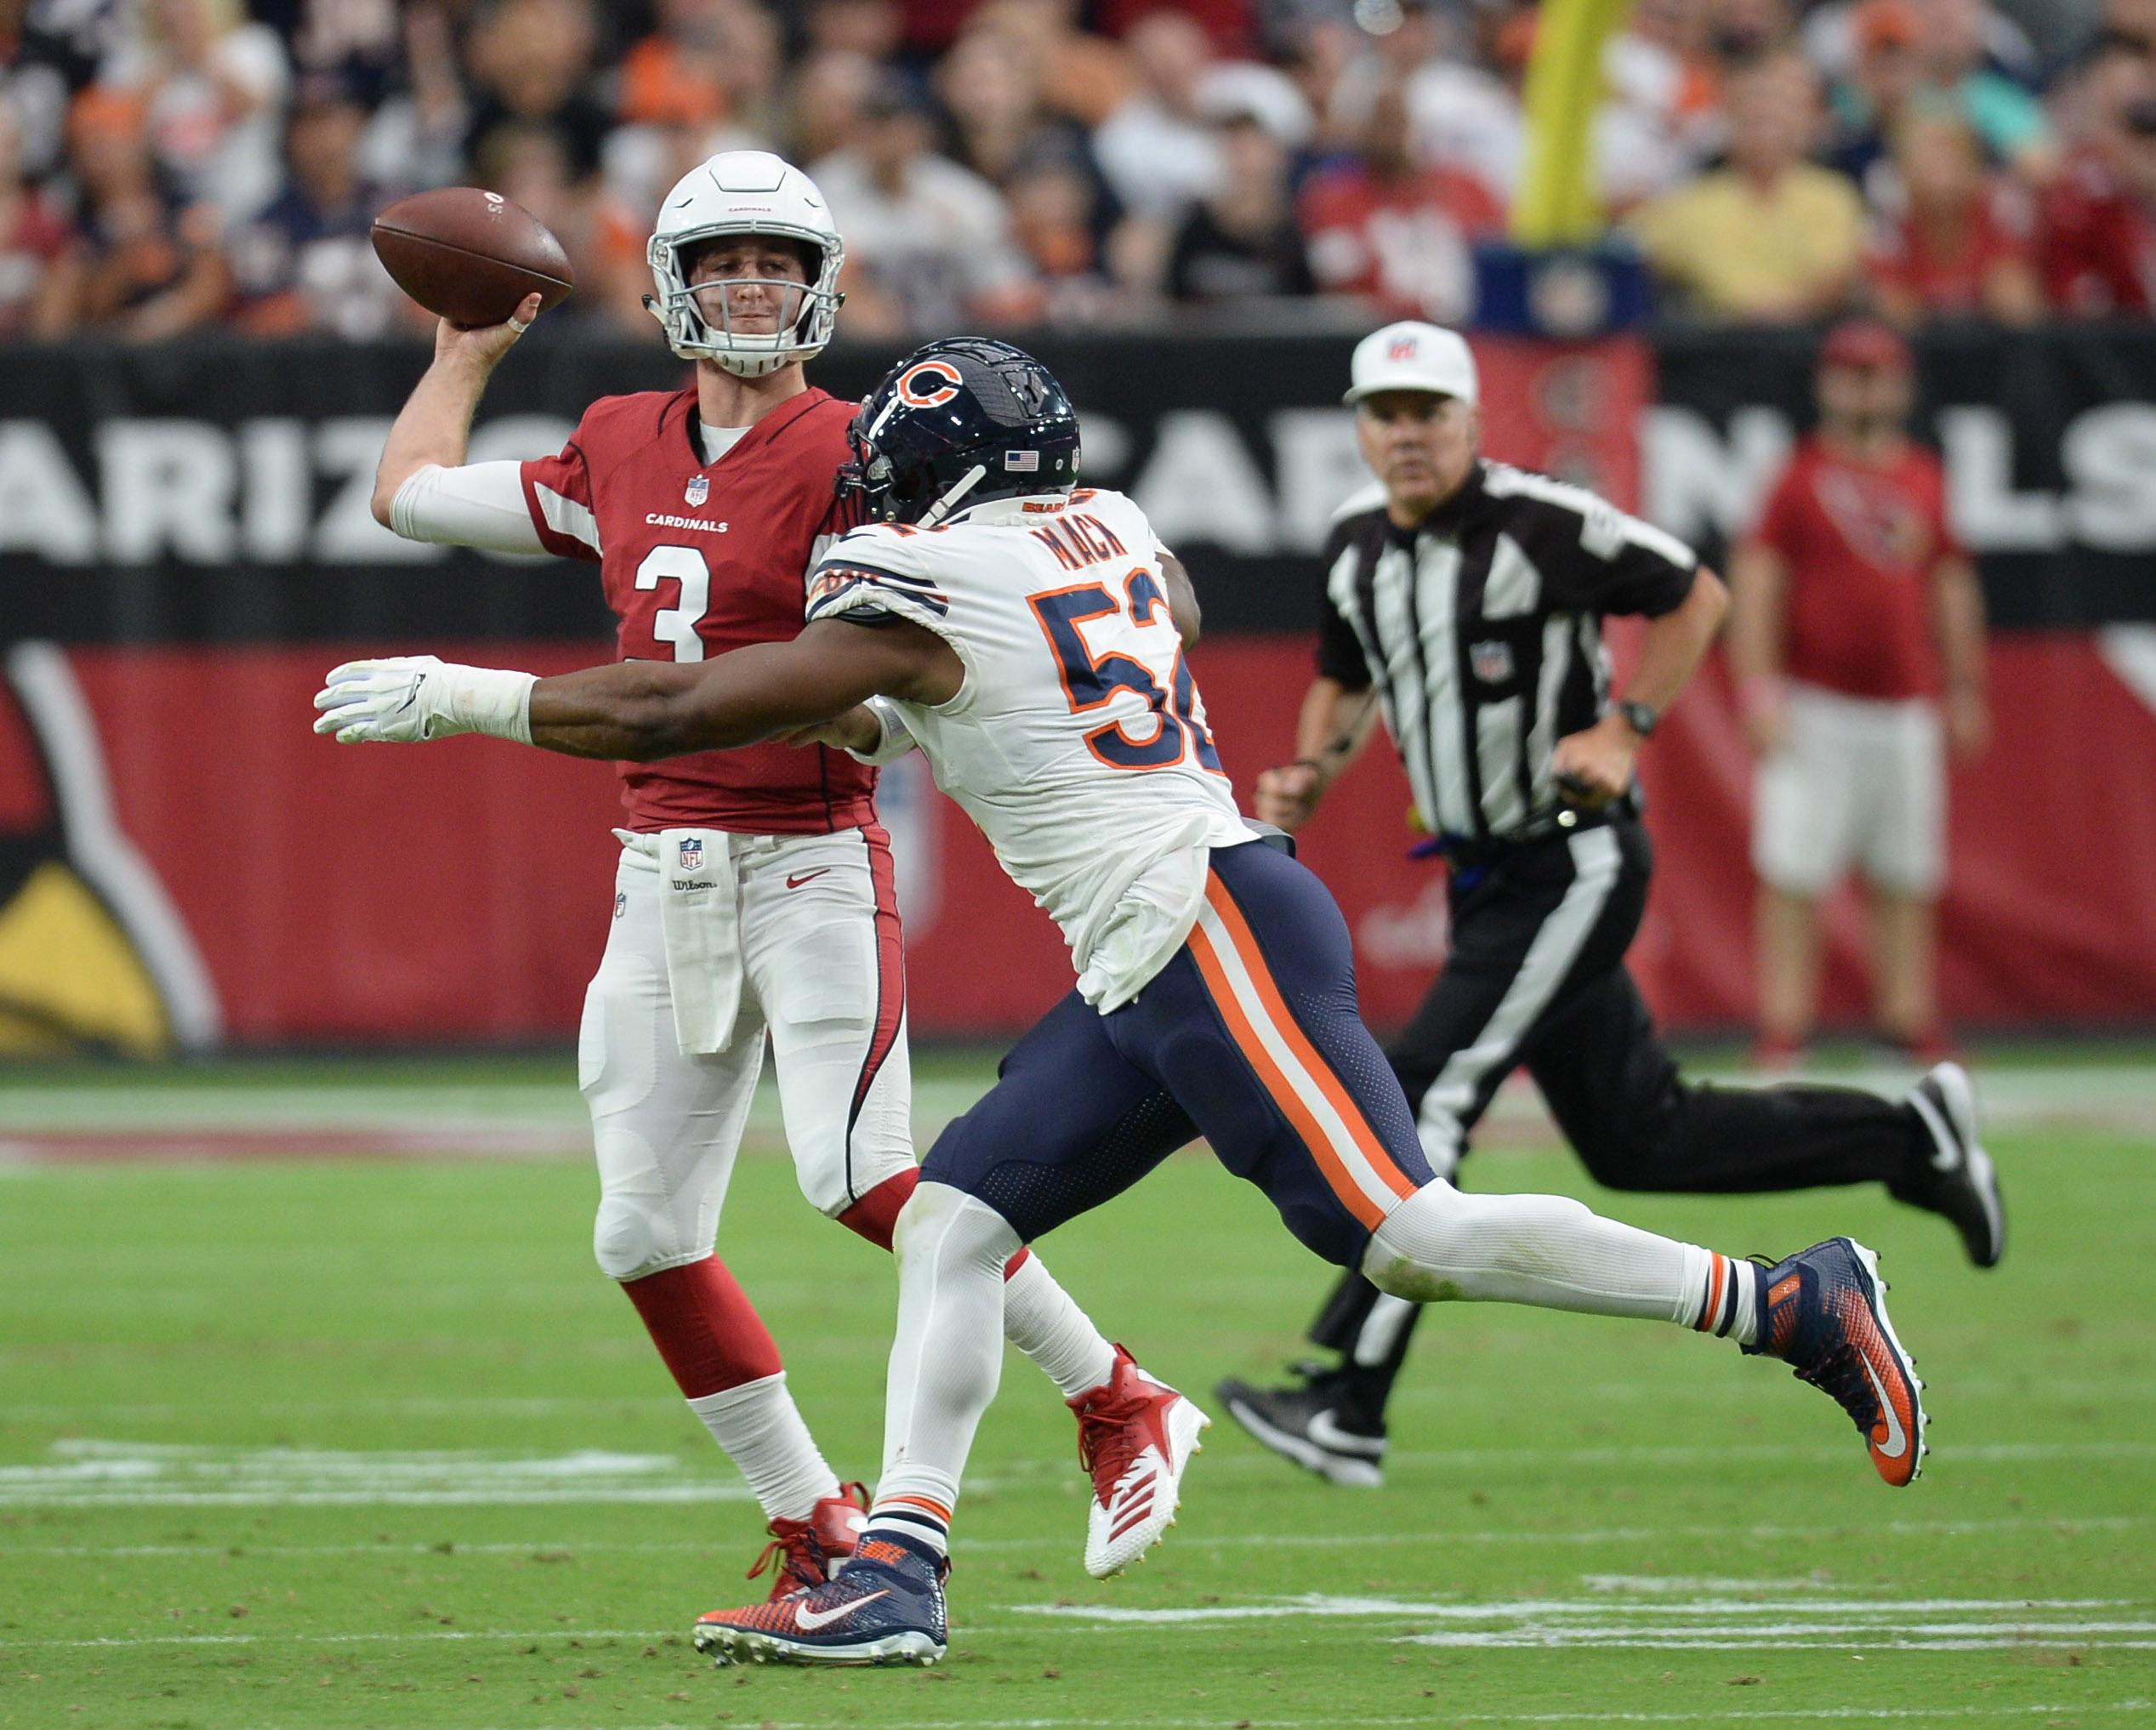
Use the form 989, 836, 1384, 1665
678, 837, 703, 871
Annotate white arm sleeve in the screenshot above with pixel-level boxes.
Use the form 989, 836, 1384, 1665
390, 461, 547, 555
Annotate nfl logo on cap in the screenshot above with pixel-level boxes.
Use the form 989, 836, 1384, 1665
685, 475, 710, 508
1345, 321, 1480, 407
678, 837, 703, 870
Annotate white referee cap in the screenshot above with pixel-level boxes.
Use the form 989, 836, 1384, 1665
1344, 322, 1479, 407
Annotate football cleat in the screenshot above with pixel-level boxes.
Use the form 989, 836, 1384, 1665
692, 1531, 947, 1667
1071, 1345, 1209, 1578
1214, 1367, 1386, 1488
1902, 1061, 2005, 1268
744, 1481, 868, 1602
1746, 1237, 1928, 1487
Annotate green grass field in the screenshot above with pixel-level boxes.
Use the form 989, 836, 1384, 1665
3, 1050, 2153, 1730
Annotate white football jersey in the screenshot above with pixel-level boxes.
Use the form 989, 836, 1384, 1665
805, 487, 1253, 1010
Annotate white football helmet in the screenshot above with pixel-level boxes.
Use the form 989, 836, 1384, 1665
646, 151, 844, 378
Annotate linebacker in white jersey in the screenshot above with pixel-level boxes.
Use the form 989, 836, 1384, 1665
316, 339, 1935, 1670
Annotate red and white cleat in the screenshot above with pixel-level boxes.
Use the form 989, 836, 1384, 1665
1069, 1345, 1209, 1579
745, 1481, 868, 1601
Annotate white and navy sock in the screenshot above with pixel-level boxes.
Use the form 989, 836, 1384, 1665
1689, 1250, 1761, 1347
862, 1479, 954, 1561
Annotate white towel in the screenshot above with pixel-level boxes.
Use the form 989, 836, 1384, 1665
634, 827, 745, 1055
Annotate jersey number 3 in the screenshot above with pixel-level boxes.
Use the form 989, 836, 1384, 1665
1029, 568, 1223, 773
635, 545, 710, 662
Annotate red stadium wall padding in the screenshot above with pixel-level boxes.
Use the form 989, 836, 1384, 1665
25, 633, 2156, 1047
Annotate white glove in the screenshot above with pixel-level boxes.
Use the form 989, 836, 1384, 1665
312, 656, 535, 745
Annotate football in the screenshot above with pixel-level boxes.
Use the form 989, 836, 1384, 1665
370, 188, 575, 328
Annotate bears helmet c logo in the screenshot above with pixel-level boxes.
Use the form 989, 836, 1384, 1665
895, 360, 964, 408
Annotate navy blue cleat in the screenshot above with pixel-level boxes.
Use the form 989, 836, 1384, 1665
691, 1530, 948, 1667
1745, 1237, 1928, 1488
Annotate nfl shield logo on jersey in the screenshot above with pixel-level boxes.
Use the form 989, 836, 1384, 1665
678, 837, 703, 870
685, 475, 710, 508
1471, 640, 1513, 683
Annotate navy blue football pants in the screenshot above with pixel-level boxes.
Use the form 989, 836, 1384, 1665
920, 839, 1436, 1269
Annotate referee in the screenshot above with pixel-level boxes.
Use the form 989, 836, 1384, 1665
1215, 322, 2005, 1488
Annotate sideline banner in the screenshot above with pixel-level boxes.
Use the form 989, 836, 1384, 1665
4, 326, 2156, 1052
8, 633, 2156, 1053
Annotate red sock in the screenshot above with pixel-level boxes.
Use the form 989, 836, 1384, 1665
839, 1166, 1032, 1280
619, 1256, 783, 1399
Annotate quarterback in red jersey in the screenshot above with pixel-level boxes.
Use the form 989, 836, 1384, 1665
1729, 319, 1988, 1063
365, 151, 1177, 1594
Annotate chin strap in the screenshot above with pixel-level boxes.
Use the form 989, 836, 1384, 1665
919, 464, 987, 528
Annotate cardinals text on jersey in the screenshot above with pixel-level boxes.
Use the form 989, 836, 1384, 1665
520, 386, 878, 834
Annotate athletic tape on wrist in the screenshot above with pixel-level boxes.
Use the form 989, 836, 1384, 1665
847, 696, 917, 766
438, 665, 537, 745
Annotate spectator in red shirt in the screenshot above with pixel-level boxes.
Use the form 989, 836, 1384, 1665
1299, 78, 1502, 324
1865, 106, 2041, 323
2035, 45, 2156, 314
1729, 320, 1988, 1065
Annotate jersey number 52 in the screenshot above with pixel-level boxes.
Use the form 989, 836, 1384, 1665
1029, 568, 1224, 774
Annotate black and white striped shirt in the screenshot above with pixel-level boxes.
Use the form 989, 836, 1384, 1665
1316, 459, 1700, 845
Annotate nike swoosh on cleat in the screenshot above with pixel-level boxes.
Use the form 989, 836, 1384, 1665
1860, 1352, 1909, 1460
796, 1589, 887, 1631
1306, 1410, 1387, 1457
1907, 1084, 1963, 1173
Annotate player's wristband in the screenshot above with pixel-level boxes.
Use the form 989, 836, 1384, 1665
430, 664, 537, 746
845, 696, 918, 767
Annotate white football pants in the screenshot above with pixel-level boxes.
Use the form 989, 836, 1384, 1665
579, 827, 915, 1282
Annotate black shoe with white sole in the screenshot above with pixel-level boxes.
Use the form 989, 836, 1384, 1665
1902, 1061, 2005, 1268
1213, 1371, 1387, 1488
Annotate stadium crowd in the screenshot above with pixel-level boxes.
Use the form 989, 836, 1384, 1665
1, 0, 2151, 343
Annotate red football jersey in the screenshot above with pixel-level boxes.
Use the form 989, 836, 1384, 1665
520, 386, 878, 834
1298, 165, 1502, 322
1749, 435, 1962, 702
2036, 148, 2156, 316
1865, 183, 2030, 316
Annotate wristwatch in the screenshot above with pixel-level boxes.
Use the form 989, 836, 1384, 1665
1616, 699, 1659, 738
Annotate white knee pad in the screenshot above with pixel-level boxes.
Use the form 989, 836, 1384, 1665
591, 1129, 708, 1282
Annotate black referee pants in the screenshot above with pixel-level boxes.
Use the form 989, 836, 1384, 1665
1306, 816, 1930, 1424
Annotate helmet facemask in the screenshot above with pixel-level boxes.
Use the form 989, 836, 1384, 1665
646, 225, 844, 378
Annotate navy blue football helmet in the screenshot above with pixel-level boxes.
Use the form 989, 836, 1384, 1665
838, 338, 1081, 527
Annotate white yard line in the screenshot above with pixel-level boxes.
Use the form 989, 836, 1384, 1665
0, 1441, 756, 1510
1000, 1587, 2156, 1651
